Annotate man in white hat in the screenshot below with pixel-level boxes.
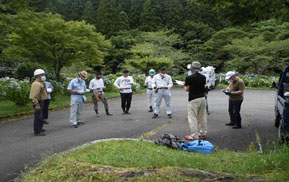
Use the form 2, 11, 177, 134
184, 61, 208, 140
222, 71, 245, 129
152, 67, 173, 118
145, 69, 156, 112
67, 71, 88, 128
29, 69, 48, 136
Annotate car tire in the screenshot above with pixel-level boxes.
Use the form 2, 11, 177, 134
278, 118, 289, 144
275, 113, 281, 128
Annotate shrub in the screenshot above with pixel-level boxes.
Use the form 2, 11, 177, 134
14, 62, 47, 83
5, 80, 31, 105
50, 79, 71, 101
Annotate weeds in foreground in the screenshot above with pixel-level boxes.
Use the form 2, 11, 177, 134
24, 140, 289, 182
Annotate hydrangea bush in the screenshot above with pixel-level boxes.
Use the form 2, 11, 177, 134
0, 77, 31, 105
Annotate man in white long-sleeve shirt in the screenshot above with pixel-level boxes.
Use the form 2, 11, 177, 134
145, 69, 156, 112
152, 67, 173, 118
114, 70, 134, 114
89, 72, 113, 117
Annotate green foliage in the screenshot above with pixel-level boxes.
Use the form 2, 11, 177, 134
81, 1, 95, 25
2, 11, 110, 82
126, 57, 173, 73
126, 31, 189, 73
198, 0, 289, 25
139, 0, 162, 31
5, 80, 31, 105
14, 62, 46, 83
103, 30, 139, 73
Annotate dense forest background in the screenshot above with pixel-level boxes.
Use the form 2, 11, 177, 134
1, 0, 289, 80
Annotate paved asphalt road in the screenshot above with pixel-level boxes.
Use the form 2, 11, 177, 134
0, 88, 278, 182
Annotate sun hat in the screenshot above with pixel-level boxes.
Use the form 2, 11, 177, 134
225, 71, 236, 80
191, 61, 202, 72
79, 71, 88, 80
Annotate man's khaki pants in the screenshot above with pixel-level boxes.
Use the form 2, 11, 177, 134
188, 97, 207, 139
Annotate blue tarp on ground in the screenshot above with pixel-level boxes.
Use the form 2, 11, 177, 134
178, 140, 214, 154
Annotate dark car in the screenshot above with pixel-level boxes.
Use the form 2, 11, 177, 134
274, 65, 289, 142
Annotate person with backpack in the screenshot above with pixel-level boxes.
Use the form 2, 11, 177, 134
184, 61, 208, 140
114, 70, 134, 114
89, 72, 113, 117
152, 67, 173, 119
145, 69, 156, 112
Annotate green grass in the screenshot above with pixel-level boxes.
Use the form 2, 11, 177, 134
23, 140, 289, 182
0, 90, 145, 122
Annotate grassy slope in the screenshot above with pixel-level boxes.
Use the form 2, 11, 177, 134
24, 140, 289, 182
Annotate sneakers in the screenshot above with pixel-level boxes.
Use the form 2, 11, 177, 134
185, 135, 198, 141
96, 113, 100, 117
225, 122, 235, 126
168, 114, 172, 118
72, 124, 78, 128
125, 111, 131, 115
43, 121, 49, 124
77, 122, 85, 126
152, 113, 158, 118
232, 125, 242, 129
199, 135, 206, 139
148, 106, 153, 112
34, 132, 46, 136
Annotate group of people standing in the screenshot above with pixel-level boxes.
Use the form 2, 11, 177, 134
29, 63, 244, 139
184, 61, 245, 140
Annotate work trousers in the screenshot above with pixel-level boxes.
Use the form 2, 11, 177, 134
188, 97, 207, 139
229, 99, 243, 127
34, 101, 45, 134
120, 93, 132, 112
154, 89, 172, 115
92, 94, 109, 112
43, 99, 50, 120
206, 98, 209, 113
70, 100, 84, 125
147, 89, 155, 108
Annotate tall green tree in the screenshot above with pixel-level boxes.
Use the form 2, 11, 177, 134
126, 31, 189, 73
139, 0, 162, 31
95, 0, 119, 37
117, 11, 130, 31
82, 1, 95, 24
129, 0, 144, 29
161, 0, 184, 29
197, 0, 289, 25
2, 12, 110, 81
